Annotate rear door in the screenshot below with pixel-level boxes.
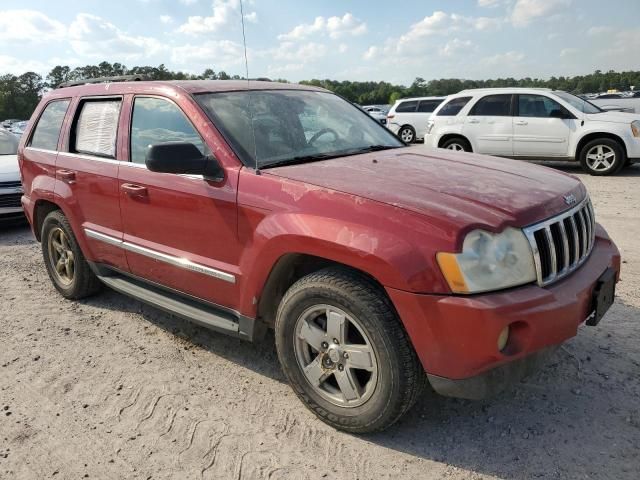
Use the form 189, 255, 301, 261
55, 96, 129, 271
414, 99, 442, 138
462, 94, 514, 155
512, 93, 577, 157
117, 95, 240, 308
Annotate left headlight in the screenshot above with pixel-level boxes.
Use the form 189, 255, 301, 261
631, 120, 640, 138
437, 228, 537, 294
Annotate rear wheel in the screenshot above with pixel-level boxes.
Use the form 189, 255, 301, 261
399, 126, 416, 144
275, 267, 425, 433
441, 137, 472, 152
579, 138, 625, 175
41, 210, 102, 299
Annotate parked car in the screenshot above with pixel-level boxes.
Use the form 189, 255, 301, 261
9, 120, 28, 137
425, 88, 640, 175
0, 129, 23, 221
19, 79, 620, 433
362, 105, 388, 125
386, 96, 445, 143
1, 119, 23, 129
596, 93, 623, 99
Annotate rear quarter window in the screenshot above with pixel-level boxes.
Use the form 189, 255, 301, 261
395, 101, 418, 113
29, 100, 71, 151
436, 97, 472, 116
73, 99, 122, 158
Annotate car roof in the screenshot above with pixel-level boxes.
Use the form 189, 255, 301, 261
455, 87, 554, 96
396, 96, 446, 102
42, 80, 328, 101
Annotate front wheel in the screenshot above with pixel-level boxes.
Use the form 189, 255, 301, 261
441, 137, 472, 152
579, 139, 625, 175
275, 267, 425, 433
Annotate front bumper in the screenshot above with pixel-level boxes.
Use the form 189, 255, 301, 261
387, 225, 620, 397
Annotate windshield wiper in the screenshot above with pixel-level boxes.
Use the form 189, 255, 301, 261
261, 153, 342, 169
349, 145, 401, 154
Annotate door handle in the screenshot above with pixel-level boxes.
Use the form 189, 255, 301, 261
58, 169, 76, 182
121, 183, 148, 197
515, 120, 528, 126
468, 119, 480, 124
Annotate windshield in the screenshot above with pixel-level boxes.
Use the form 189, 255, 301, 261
0, 130, 18, 155
195, 90, 403, 168
552, 91, 602, 114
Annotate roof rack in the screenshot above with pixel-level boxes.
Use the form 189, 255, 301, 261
57, 75, 149, 89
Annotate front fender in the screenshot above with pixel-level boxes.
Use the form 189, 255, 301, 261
237, 211, 449, 316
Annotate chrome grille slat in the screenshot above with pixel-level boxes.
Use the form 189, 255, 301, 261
523, 197, 596, 287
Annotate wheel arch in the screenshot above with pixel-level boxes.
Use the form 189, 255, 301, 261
574, 132, 628, 160
438, 133, 472, 150
32, 199, 63, 242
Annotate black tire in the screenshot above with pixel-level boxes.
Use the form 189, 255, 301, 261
441, 137, 472, 152
578, 138, 625, 176
398, 126, 416, 144
41, 210, 102, 299
275, 267, 425, 433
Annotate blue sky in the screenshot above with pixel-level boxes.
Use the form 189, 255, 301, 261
0, 0, 639, 85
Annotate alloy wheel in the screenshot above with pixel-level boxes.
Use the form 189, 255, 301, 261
47, 227, 75, 286
294, 304, 378, 407
400, 128, 414, 143
446, 143, 465, 151
585, 144, 616, 172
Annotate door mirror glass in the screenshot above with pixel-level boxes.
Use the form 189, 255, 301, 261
145, 142, 223, 180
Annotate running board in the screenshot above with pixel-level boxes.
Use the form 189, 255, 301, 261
95, 271, 261, 341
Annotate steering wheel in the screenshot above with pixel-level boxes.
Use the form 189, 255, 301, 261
308, 128, 339, 146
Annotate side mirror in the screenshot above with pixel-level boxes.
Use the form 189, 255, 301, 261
145, 142, 223, 180
549, 109, 574, 120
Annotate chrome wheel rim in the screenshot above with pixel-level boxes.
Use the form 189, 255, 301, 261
586, 145, 616, 172
48, 227, 75, 286
294, 304, 378, 408
400, 129, 414, 143
446, 143, 464, 151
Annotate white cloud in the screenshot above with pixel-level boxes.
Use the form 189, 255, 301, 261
171, 39, 245, 66
439, 38, 474, 57
587, 26, 612, 36
179, 0, 199, 5
160, 15, 173, 24
478, 0, 503, 7
68, 13, 164, 60
0, 10, 66, 43
363, 46, 378, 60
244, 11, 258, 23
560, 47, 578, 57
177, 0, 240, 35
278, 13, 367, 41
338, 43, 348, 53
482, 50, 525, 65
270, 42, 327, 63
510, 0, 572, 27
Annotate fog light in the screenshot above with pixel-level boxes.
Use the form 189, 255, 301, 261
497, 326, 510, 352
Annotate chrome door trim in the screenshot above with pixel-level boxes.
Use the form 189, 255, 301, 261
84, 228, 236, 284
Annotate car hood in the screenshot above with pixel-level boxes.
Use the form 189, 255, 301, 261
0, 154, 19, 179
585, 110, 639, 123
266, 146, 586, 230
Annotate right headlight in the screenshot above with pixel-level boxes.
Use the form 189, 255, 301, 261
437, 228, 537, 294
631, 120, 640, 138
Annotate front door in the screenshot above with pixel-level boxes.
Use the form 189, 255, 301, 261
462, 94, 514, 156
118, 95, 240, 308
512, 94, 576, 157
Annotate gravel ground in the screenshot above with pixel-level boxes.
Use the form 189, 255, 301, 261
1, 162, 639, 480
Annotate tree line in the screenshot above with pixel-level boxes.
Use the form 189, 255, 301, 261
2, 61, 640, 120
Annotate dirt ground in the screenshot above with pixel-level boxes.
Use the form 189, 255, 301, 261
1, 162, 639, 480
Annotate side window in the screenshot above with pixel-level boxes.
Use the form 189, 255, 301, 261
436, 97, 472, 116
469, 94, 512, 116
29, 100, 70, 151
416, 100, 441, 113
518, 94, 568, 118
395, 101, 418, 113
130, 97, 207, 165
74, 99, 122, 157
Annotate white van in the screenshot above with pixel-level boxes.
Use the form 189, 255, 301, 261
386, 97, 445, 143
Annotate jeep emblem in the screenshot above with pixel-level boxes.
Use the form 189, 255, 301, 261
563, 194, 577, 206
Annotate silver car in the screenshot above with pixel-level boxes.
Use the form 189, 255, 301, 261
0, 129, 23, 221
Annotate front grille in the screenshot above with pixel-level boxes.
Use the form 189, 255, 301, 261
0, 181, 21, 189
0, 193, 22, 208
523, 197, 596, 286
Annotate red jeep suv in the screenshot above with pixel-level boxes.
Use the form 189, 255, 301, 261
18, 79, 620, 432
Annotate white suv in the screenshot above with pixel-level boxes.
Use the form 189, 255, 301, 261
425, 88, 640, 175
387, 96, 445, 143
